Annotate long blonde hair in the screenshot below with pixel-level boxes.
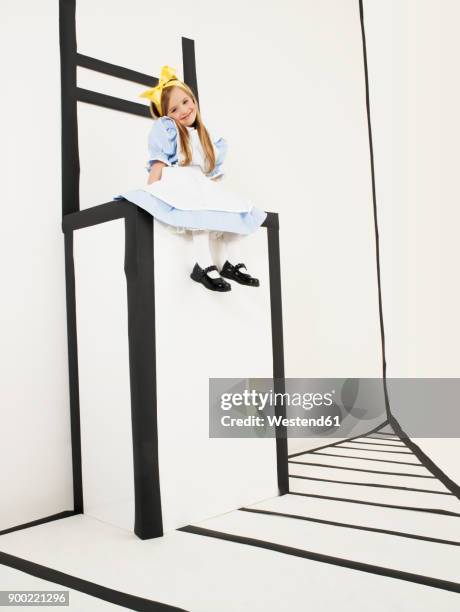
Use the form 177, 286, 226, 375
149, 83, 216, 174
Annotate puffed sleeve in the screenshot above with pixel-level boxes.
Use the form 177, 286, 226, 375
206, 135, 228, 179
145, 116, 179, 173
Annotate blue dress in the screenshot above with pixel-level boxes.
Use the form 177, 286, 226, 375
114, 117, 267, 235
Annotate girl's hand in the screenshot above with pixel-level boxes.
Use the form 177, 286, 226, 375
147, 161, 167, 185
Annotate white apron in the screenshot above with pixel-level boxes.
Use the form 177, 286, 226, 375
143, 127, 253, 214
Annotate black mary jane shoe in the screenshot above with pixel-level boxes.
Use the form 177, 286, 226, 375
220, 260, 260, 287
190, 263, 231, 292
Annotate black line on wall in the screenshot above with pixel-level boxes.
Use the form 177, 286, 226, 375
64, 233, 83, 513
358, 0, 389, 415
77, 53, 158, 86
77, 88, 151, 117
124, 208, 163, 539
59, 0, 80, 217
267, 219, 289, 494
182, 38, 199, 106
358, 0, 460, 501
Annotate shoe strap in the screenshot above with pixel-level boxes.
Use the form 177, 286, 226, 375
234, 263, 247, 271
203, 264, 218, 275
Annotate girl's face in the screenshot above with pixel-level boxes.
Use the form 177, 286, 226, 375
166, 87, 197, 127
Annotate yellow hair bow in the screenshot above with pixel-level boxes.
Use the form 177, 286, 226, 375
139, 65, 183, 116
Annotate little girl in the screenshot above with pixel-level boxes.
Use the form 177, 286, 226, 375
115, 65, 267, 292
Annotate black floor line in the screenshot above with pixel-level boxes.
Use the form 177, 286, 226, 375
388, 415, 460, 501
287, 421, 390, 458
338, 444, 412, 454
367, 434, 400, 440
178, 525, 460, 593
287, 490, 460, 517
348, 440, 407, 448
0, 511, 77, 537
238, 507, 460, 547
372, 432, 398, 437
311, 451, 423, 467
0, 550, 187, 612
363, 431, 401, 442
289, 460, 435, 478
288, 475, 454, 495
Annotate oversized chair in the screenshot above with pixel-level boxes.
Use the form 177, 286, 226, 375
60, 9, 288, 539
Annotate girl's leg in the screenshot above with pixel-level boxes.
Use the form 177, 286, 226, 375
213, 232, 260, 287
192, 230, 221, 279
210, 232, 243, 270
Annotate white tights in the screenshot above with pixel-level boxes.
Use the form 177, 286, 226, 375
192, 231, 243, 279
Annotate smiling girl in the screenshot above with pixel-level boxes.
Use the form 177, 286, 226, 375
115, 65, 266, 292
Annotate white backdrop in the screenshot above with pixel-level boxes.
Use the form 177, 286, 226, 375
5, 0, 452, 531
364, 0, 460, 484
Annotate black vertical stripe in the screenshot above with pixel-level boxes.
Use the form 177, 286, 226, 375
267, 217, 289, 495
124, 209, 163, 539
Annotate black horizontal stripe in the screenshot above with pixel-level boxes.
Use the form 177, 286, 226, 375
370, 432, 398, 437
311, 451, 422, 467
238, 507, 460, 546
77, 87, 151, 117
77, 53, 157, 86
288, 422, 390, 458
179, 525, 460, 593
288, 474, 453, 495
349, 440, 406, 448
337, 444, 413, 454
289, 460, 435, 478
287, 490, 460, 517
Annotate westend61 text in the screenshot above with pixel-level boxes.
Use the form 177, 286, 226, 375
221, 415, 341, 427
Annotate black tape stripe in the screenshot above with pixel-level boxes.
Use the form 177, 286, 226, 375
62, 202, 279, 234
367, 434, 399, 439
287, 420, 389, 458
289, 461, 435, 478
311, 451, 422, 467
178, 526, 460, 593
77, 87, 150, 117
238, 507, 460, 546
389, 416, 460, 501
266, 219, 289, 494
0, 512, 77, 537
0, 550, 187, 611
77, 53, 157, 86
337, 444, 412, 454
287, 490, 460, 517
289, 475, 453, 495
348, 440, 406, 448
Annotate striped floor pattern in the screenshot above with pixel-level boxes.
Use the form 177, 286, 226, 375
183, 423, 460, 594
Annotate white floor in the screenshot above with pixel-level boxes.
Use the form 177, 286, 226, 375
1, 425, 459, 611
0, 512, 459, 612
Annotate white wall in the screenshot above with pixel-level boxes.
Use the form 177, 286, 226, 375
2, 0, 383, 530
364, 0, 460, 484
1, 1, 74, 529
364, 0, 460, 378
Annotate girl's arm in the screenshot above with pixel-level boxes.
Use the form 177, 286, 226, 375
147, 161, 167, 185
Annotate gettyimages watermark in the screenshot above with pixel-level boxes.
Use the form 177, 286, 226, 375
209, 378, 460, 438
